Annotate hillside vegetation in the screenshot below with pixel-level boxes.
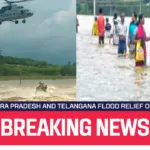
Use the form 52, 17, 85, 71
0, 56, 76, 78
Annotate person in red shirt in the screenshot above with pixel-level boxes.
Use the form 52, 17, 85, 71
97, 8, 105, 44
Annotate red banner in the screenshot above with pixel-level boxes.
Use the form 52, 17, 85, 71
0, 111, 150, 145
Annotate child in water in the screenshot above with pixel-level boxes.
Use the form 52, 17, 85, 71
92, 17, 98, 36
105, 18, 112, 44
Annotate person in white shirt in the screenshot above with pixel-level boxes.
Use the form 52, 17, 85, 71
112, 13, 119, 45
117, 12, 128, 55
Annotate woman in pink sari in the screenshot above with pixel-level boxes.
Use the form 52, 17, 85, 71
133, 14, 150, 66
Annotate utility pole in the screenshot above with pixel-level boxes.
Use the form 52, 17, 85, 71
110, 4, 112, 16
20, 71, 22, 85
140, 1, 142, 13
110, 0, 112, 16
93, 0, 96, 17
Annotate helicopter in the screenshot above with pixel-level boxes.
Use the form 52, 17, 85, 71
0, 0, 33, 24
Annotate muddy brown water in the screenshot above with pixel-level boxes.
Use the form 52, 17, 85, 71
0, 79, 76, 101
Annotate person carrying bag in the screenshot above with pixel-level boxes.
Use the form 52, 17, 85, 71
136, 40, 144, 62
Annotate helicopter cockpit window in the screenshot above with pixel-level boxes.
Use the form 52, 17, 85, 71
1, 6, 11, 13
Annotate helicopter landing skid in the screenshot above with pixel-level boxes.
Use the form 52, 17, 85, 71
10, 19, 26, 24
11, 20, 19, 24
22, 19, 26, 23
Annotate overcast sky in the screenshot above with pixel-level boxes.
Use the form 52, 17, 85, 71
0, 0, 76, 64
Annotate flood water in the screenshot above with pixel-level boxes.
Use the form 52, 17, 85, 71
77, 15, 150, 101
0, 79, 76, 101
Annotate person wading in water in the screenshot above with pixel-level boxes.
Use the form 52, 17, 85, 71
133, 14, 150, 67
92, 17, 98, 36
112, 13, 119, 45
76, 17, 79, 33
132, 14, 150, 83
97, 8, 105, 44
128, 12, 137, 55
117, 12, 127, 55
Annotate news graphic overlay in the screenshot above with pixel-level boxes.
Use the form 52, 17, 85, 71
1, 102, 150, 145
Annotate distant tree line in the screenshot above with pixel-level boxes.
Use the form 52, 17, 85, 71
77, 0, 150, 17
0, 56, 48, 67
0, 56, 76, 76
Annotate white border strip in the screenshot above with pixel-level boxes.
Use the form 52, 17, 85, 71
0, 146, 150, 150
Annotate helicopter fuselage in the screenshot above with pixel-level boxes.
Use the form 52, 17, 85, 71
0, 5, 33, 24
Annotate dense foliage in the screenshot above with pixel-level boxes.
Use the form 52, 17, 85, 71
77, 0, 150, 17
0, 56, 76, 76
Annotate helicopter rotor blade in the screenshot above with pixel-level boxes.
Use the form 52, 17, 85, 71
4, 0, 11, 4
4, 0, 33, 4
12, 0, 33, 3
